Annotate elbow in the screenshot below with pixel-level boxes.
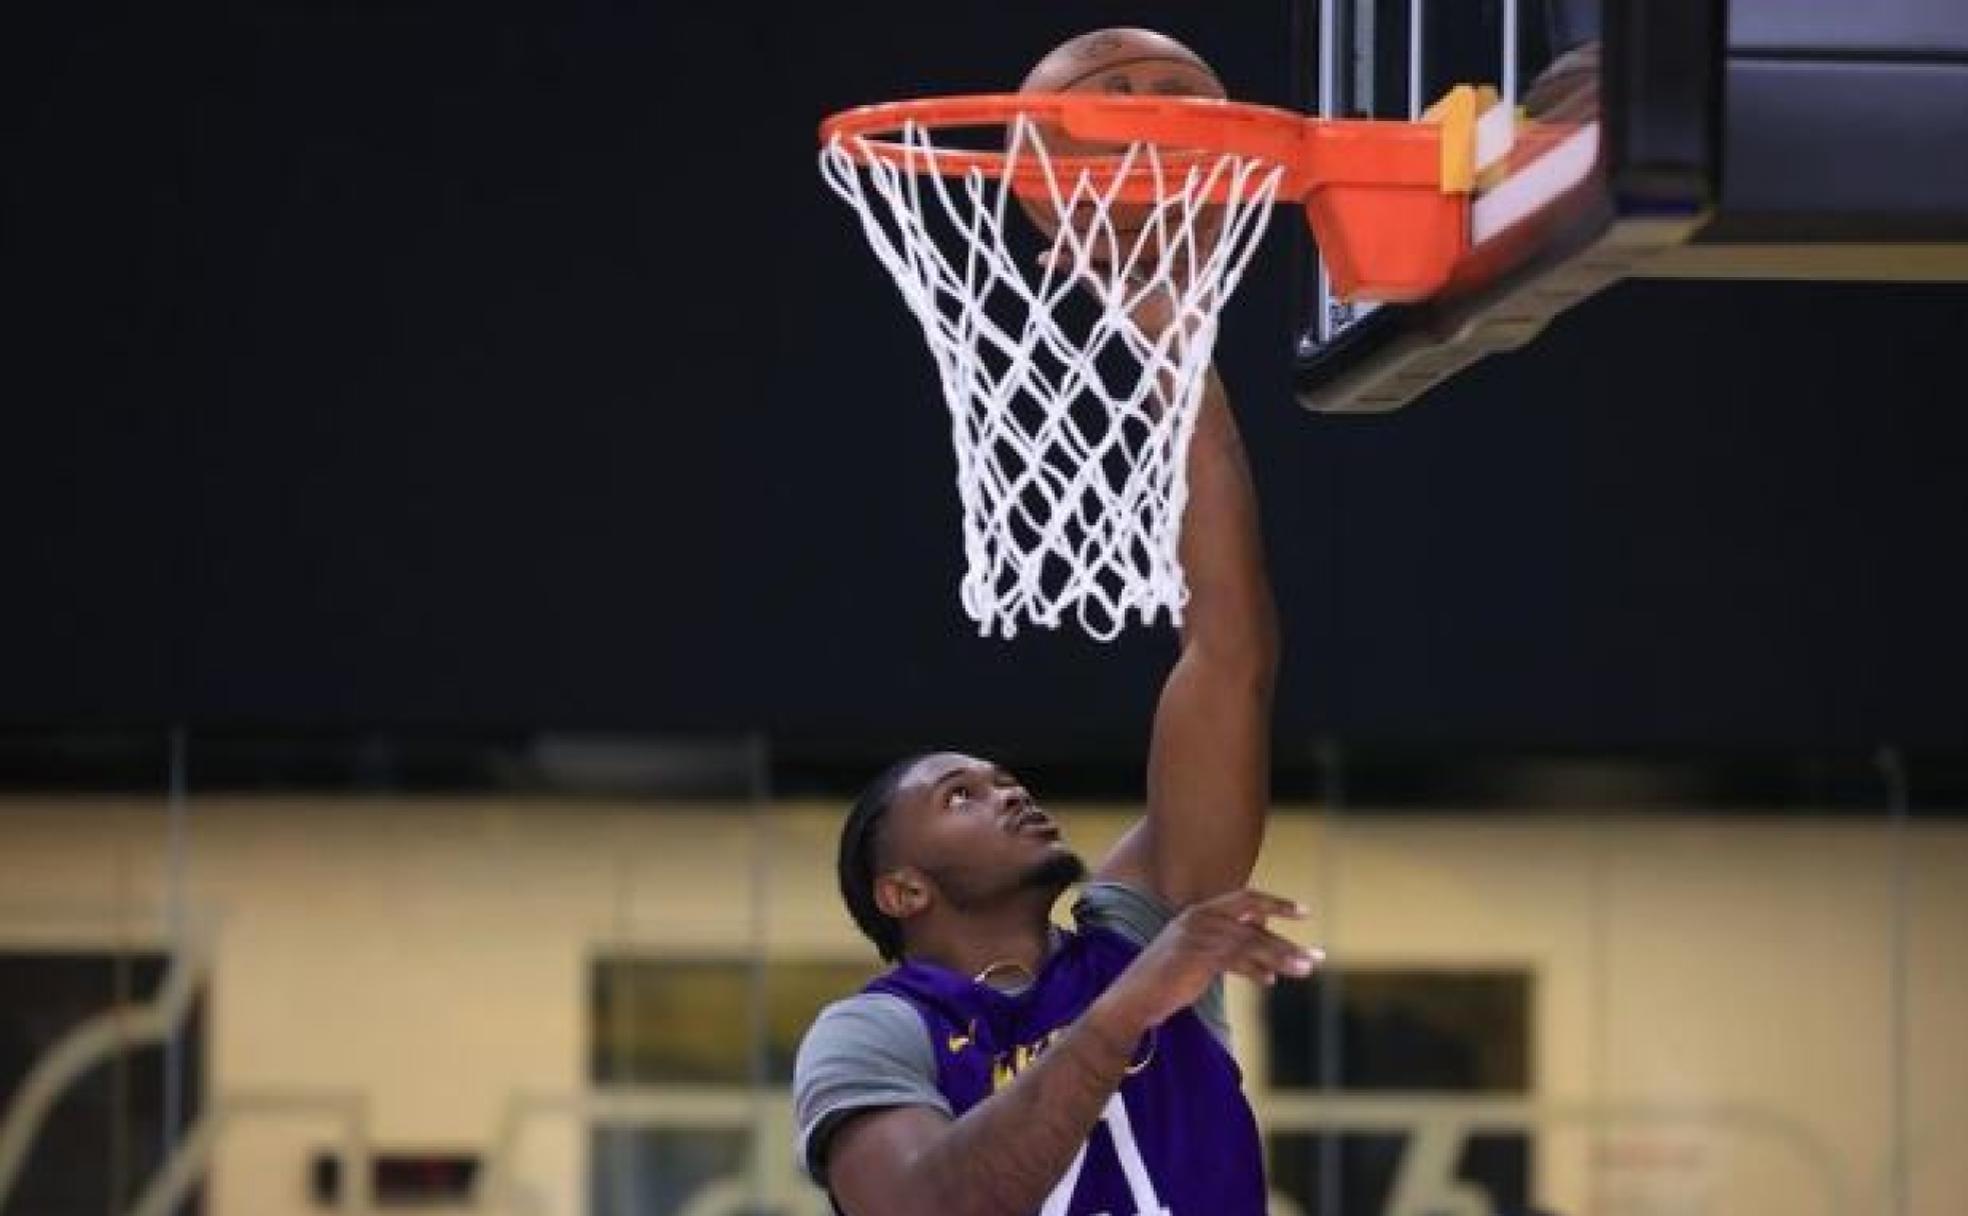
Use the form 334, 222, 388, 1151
1250, 597, 1281, 684
1233, 630, 1280, 701
1187, 595, 1279, 692
868, 1179, 1013, 1216
862, 1154, 1022, 1216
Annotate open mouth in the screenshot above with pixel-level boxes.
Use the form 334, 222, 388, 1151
1010, 807, 1059, 838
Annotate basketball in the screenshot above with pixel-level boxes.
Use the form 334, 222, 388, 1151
1016, 29, 1227, 259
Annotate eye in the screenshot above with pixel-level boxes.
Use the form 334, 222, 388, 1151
947, 783, 973, 808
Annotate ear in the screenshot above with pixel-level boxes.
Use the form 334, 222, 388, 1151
874, 867, 932, 921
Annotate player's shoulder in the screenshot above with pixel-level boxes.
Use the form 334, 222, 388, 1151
792, 990, 950, 1184
1071, 878, 1180, 947
797, 991, 927, 1068
804, 989, 923, 1037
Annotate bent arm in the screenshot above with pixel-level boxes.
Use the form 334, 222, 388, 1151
822, 890, 1309, 1216
1096, 369, 1278, 908
825, 993, 1145, 1216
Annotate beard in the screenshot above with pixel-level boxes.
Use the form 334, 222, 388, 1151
1017, 849, 1088, 898
926, 848, 1089, 914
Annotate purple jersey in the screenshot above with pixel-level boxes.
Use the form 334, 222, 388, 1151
865, 923, 1266, 1216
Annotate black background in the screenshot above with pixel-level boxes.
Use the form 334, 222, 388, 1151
5, 1, 1966, 754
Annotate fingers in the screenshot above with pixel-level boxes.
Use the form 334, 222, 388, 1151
1190, 888, 1325, 986
1117, 889, 1325, 1024
1206, 887, 1307, 925
1228, 925, 1324, 986
1225, 890, 1320, 981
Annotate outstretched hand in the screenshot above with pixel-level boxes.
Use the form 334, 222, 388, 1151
1097, 888, 1323, 1032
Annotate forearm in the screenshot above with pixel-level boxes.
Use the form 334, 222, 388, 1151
1118, 371, 1274, 907
835, 894, 1313, 1213
1177, 371, 1277, 673
883, 995, 1147, 1216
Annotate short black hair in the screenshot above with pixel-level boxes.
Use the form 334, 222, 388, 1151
838, 753, 936, 963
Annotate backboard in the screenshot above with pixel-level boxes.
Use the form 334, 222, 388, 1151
1292, 0, 1709, 412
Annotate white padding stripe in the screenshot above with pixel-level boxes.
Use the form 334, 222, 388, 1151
1472, 122, 1600, 245
1475, 100, 1516, 173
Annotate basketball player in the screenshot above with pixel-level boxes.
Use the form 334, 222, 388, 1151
794, 30, 1316, 1216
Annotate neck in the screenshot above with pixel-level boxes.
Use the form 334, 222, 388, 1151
904, 889, 1059, 984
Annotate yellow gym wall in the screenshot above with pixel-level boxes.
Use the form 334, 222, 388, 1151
0, 797, 1962, 1215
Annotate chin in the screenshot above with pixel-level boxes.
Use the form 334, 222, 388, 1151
1020, 850, 1089, 895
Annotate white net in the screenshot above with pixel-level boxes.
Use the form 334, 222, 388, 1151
819, 113, 1283, 640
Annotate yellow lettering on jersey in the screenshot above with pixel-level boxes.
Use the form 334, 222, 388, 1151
946, 1019, 976, 1054
989, 1028, 1066, 1092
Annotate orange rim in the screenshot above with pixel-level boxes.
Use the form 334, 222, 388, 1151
820, 93, 1454, 200
820, 92, 1486, 301
820, 93, 1314, 201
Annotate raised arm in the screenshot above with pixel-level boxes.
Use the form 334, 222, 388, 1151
1093, 368, 1279, 908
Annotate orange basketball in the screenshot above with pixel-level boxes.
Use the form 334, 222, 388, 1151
1015, 29, 1226, 261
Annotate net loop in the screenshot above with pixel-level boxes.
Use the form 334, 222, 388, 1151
820, 110, 1283, 640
